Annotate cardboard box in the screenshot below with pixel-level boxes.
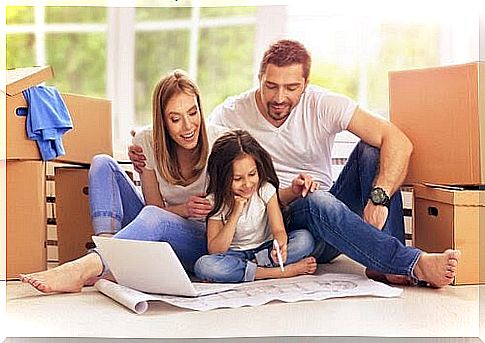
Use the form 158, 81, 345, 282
6, 160, 47, 279
5, 66, 113, 164
414, 184, 485, 285
389, 62, 485, 185
55, 166, 94, 264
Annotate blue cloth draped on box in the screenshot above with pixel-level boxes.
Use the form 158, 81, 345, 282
23, 85, 73, 161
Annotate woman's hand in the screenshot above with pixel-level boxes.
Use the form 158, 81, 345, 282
185, 195, 212, 219
291, 173, 320, 198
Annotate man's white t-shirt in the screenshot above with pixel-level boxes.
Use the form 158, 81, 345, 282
207, 182, 276, 251
209, 85, 357, 190
132, 124, 226, 207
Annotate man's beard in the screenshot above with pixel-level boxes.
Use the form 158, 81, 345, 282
266, 102, 291, 122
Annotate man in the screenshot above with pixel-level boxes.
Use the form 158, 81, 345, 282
131, 40, 459, 287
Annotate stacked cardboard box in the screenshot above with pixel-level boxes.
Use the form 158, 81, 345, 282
3, 66, 113, 279
389, 62, 484, 285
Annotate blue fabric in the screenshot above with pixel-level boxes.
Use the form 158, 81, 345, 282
283, 141, 422, 277
194, 229, 315, 283
23, 86, 73, 161
88, 154, 208, 273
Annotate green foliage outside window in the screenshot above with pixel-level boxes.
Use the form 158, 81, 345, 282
45, 6, 106, 23
6, 6, 34, 24
136, 6, 191, 21
7, 34, 36, 69
200, 6, 256, 17
197, 25, 255, 117
135, 30, 190, 126
309, 63, 358, 99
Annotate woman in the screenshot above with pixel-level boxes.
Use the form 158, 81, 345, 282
20, 69, 223, 293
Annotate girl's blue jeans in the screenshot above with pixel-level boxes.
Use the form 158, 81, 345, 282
88, 154, 207, 273
283, 142, 422, 277
194, 229, 315, 283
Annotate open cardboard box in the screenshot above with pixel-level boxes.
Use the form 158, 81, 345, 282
414, 183, 485, 285
5, 66, 113, 164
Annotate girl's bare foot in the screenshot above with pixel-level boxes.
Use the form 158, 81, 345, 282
283, 256, 318, 277
413, 249, 461, 287
19, 253, 103, 294
255, 256, 317, 280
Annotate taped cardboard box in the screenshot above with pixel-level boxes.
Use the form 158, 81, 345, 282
389, 62, 485, 185
6, 160, 47, 279
5, 66, 113, 164
414, 184, 485, 285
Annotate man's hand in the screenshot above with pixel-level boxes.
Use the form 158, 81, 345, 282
291, 173, 320, 198
185, 195, 213, 219
128, 144, 146, 174
363, 200, 389, 230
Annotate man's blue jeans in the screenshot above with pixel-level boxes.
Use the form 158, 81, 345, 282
283, 142, 422, 276
88, 154, 207, 272
194, 229, 315, 283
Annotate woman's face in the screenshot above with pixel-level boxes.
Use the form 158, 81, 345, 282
163, 92, 201, 151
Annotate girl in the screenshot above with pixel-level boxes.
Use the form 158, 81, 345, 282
194, 130, 317, 283
20, 70, 224, 293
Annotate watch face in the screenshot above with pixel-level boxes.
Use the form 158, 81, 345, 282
370, 188, 386, 204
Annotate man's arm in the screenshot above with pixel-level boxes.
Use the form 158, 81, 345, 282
347, 107, 413, 196
347, 107, 413, 229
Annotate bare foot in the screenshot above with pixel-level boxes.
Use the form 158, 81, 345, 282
19, 253, 103, 294
255, 257, 317, 280
365, 268, 412, 286
413, 249, 461, 288
283, 256, 318, 277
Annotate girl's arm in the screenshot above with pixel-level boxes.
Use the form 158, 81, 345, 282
207, 196, 247, 253
139, 168, 165, 207
266, 194, 288, 262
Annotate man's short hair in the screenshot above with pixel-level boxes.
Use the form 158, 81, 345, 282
258, 39, 312, 81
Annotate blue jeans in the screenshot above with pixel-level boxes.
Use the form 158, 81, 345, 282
283, 142, 422, 276
194, 229, 315, 283
88, 154, 207, 272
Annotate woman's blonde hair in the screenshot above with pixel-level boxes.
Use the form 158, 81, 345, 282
152, 69, 209, 185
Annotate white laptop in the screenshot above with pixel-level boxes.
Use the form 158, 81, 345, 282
92, 236, 238, 297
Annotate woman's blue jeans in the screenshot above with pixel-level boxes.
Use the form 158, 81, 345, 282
283, 142, 422, 276
194, 229, 315, 283
88, 154, 207, 272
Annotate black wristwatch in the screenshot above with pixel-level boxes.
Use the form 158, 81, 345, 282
369, 187, 390, 208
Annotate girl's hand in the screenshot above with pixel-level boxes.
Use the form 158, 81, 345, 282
271, 236, 288, 264
185, 195, 212, 219
291, 173, 320, 198
233, 195, 248, 217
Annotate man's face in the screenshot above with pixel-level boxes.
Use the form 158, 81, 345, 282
257, 63, 307, 127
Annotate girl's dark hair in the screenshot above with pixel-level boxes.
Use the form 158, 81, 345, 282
206, 129, 280, 220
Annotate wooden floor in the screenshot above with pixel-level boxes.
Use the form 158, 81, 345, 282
3, 255, 484, 342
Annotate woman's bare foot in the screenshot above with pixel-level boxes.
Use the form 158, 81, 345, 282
255, 256, 317, 280
413, 249, 461, 288
19, 253, 104, 294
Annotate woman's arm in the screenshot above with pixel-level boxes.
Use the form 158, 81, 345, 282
266, 194, 288, 262
139, 168, 164, 207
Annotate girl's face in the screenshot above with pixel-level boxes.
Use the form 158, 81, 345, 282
163, 92, 201, 151
231, 154, 259, 199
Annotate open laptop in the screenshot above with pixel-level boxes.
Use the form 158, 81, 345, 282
92, 236, 238, 297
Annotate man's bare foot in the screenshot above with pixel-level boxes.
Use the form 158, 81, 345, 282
413, 249, 461, 288
365, 268, 412, 286
19, 253, 103, 294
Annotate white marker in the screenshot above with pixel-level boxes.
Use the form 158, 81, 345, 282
273, 239, 285, 272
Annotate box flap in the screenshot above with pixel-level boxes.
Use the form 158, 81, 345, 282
6, 66, 54, 96
414, 183, 485, 206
